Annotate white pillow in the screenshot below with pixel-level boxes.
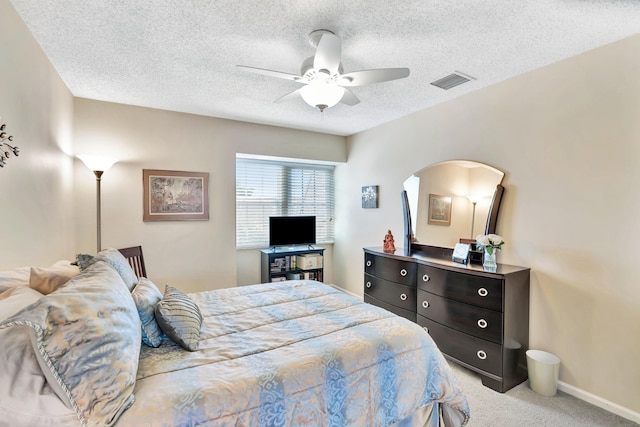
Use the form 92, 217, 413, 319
0, 286, 77, 426
0, 261, 141, 426
0, 266, 30, 293
29, 260, 80, 295
0, 285, 42, 321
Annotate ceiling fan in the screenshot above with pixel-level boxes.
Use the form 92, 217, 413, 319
237, 30, 410, 112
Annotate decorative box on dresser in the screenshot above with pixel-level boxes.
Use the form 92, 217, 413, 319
364, 246, 530, 393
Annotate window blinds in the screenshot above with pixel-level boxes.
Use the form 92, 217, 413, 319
236, 157, 335, 249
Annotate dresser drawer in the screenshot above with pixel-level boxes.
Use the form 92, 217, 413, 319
365, 253, 416, 286
364, 274, 416, 312
417, 290, 502, 344
418, 316, 502, 377
364, 294, 416, 322
417, 264, 502, 311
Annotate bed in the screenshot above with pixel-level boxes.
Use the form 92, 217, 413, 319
0, 248, 470, 427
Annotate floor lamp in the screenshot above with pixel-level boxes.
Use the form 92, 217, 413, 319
78, 155, 118, 253
467, 194, 483, 239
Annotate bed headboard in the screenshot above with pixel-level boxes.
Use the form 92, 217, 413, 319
117, 246, 147, 279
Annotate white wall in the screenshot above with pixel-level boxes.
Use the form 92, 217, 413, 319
73, 98, 345, 292
0, 0, 75, 268
334, 35, 640, 416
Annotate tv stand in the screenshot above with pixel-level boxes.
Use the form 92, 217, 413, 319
261, 247, 325, 283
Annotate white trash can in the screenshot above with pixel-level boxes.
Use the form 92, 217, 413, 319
526, 350, 560, 396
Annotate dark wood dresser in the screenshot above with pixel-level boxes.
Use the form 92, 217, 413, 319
364, 246, 530, 392
364, 250, 417, 322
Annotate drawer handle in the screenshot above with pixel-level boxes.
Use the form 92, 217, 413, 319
422, 274, 430, 282
366, 260, 372, 267
478, 287, 488, 297
400, 293, 407, 301
423, 327, 429, 334
477, 350, 487, 360
477, 319, 488, 329
422, 300, 429, 308
400, 268, 407, 277
366, 281, 372, 288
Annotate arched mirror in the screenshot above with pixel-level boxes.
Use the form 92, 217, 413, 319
403, 160, 504, 251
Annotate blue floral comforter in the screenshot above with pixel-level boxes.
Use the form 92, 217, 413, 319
117, 280, 470, 426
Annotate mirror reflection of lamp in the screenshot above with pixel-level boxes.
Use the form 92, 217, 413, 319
78, 155, 119, 253
467, 194, 484, 239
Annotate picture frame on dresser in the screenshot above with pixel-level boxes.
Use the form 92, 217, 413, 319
143, 169, 209, 221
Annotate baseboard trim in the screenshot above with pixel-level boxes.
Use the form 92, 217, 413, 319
558, 381, 640, 424
326, 283, 362, 299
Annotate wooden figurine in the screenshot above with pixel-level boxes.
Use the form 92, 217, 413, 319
383, 229, 396, 253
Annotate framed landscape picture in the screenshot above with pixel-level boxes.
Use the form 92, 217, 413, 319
143, 169, 209, 221
428, 194, 452, 226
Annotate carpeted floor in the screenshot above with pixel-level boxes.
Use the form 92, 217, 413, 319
448, 362, 639, 426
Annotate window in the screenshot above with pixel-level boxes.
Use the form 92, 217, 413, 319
236, 156, 335, 249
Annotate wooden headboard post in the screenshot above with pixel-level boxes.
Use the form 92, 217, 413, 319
117, 246, 147, 279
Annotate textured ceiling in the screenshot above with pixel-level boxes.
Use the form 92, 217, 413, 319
9, 0, 640, 136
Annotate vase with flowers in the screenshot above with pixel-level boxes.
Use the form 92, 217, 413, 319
476, 234, 505, 269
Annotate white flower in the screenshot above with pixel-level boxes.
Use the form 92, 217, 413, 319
488, 234, 503, 245
476, 234, 490, 246
476, 234, 505, 250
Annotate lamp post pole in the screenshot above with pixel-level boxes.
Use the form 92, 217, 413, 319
470, 201, 477, 239
94, 170, 104, 253
78, 155, 117, 254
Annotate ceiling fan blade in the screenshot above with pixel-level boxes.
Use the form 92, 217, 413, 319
340, 88, 360, 106
237, 65, 302, 81
313, 33, 342, 73
273, 88, 303, 104
339, 68, 410, 86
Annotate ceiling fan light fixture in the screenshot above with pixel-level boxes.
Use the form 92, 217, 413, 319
238, 30, 408, 111
300, 82, 344, 111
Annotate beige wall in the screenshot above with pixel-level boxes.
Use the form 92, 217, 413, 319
334, 35, 640, 415
0, 0, 75, 268
73, 99, 345, 292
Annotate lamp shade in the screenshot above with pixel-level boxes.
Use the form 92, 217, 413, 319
78, 155, 118, 172
467, 194, 484, 204
300, 82, 345, 110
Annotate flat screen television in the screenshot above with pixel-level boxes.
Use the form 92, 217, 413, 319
269, 216, 316, 247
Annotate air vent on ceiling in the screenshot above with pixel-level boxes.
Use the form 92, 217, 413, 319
430, 71, 476, 90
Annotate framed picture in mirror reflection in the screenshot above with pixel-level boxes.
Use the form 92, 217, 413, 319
428, 194, 452, 226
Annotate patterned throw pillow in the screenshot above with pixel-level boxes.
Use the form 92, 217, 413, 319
73, 253, 95, 270
75, 248, 139, 291
155, 285, 202, 351
0, 261, 142, 427
131, 277, 164, 347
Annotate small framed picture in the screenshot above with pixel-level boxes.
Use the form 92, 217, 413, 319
452, 243, 470, 264
428, 194, 452, 226
143, 169, 209, 221
362, 185, 379, 209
